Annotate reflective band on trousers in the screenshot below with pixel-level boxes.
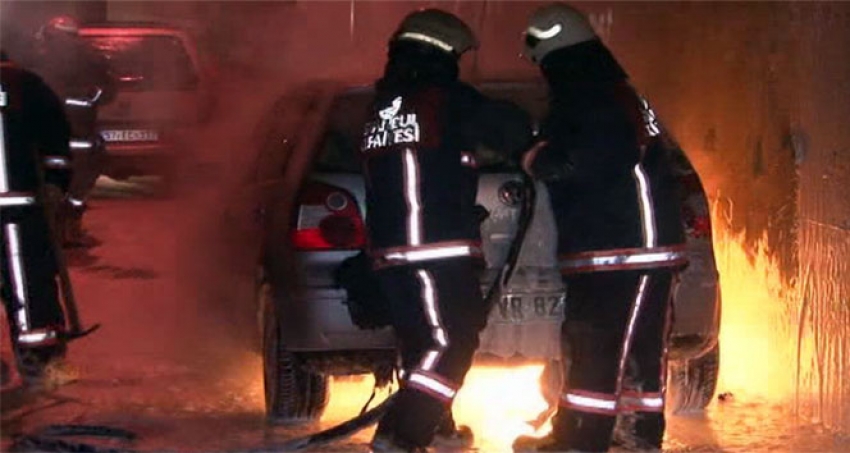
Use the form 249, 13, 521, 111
5, 223, 30, 331
562, 391, 618, 413
415, 270, 448, 372
70, 140, 93, 150
0, 192, 36, 206
408, 371, 457, 402
559, 246, 687, 273
620, 393, 664, 412
43, 155, 72, 169
19, 330, 59, 345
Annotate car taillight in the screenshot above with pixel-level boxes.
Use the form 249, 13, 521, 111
688, 214, 712, 239
683, 203, 712, 239
291, 181, 365, 250
678, 172, 713, 240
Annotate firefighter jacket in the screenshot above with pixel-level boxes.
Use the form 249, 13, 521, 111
28, 37, 115, 141
361, 78, 533, 269
1, 59, 73, 200
529, 40, 688, 274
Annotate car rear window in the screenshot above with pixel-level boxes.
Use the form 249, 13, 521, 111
313, 84, 549, 174
84, 34, 199, 91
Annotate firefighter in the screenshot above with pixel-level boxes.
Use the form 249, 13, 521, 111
0, 51, 74, 376
29, 15, 115, 247
361, 9, 534, 452
512, 3, 688, 452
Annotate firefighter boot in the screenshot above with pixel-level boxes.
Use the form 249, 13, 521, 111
432, 410, 474, 449
56, 198, 82, 246
612, 411, 664, 451
62, 201, 98, 248
16, 342, 67, 385
370, 432, 429, 453
513, 407, 574, 452
513, 410, 614, 452
371, 390, 443, 452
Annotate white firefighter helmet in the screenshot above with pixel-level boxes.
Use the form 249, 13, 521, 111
392, 9, 479, 56
522, 2, 597, 64
37, 16, 80, 41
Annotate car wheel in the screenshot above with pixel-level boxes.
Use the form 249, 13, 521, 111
667, 343, 720, 414
261, 290, 330, 424
255, 277, 271, 354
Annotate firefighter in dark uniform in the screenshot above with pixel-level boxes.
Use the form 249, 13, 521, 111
361, 9, 534, 452
29, 16, 115, 247
512, 3, 688, 452
1, 51, 74, 374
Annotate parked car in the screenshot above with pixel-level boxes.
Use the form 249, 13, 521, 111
229, 81, 721, 423
79, 22, 215, 180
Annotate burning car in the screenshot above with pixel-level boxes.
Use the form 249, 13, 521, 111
79, 22, 215, 180
230, 81, 720, 423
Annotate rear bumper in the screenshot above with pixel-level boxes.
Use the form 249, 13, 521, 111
103, 142, 173, 176
105, 141, 169, 156
279, 286, 565, 362
278, 288, 395, 351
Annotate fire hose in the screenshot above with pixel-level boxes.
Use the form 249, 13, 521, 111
273, 173, 538, 451
9, 424, 138, 453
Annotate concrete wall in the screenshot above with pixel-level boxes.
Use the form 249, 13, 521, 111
789, 2, 850, 432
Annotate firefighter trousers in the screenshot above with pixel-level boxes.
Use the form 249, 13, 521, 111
374, 256, 488, 448
551, 269, 677, 452
1, 207, 66, 349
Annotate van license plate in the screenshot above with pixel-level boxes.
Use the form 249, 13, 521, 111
491, 293, 565, 324
101, 129, 159, 142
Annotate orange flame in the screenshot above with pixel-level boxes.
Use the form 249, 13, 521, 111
320, 365, 552, 451
454, 364, 551, 451
711, 196, 797, 401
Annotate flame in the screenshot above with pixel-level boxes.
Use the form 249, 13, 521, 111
243, 195, 805, 447
322, 374, 391, 425
240, 195, 803, 448
710, 197, 797, 400
320, 365, 552, 451
454, 364, 551, 451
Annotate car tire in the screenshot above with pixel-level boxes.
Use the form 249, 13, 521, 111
667, 342, 720, 414
262, 289, 330, 424
255, 277, 271, 354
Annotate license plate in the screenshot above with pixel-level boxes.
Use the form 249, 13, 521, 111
491, 293, 565, 324
100, 129, 159, 142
